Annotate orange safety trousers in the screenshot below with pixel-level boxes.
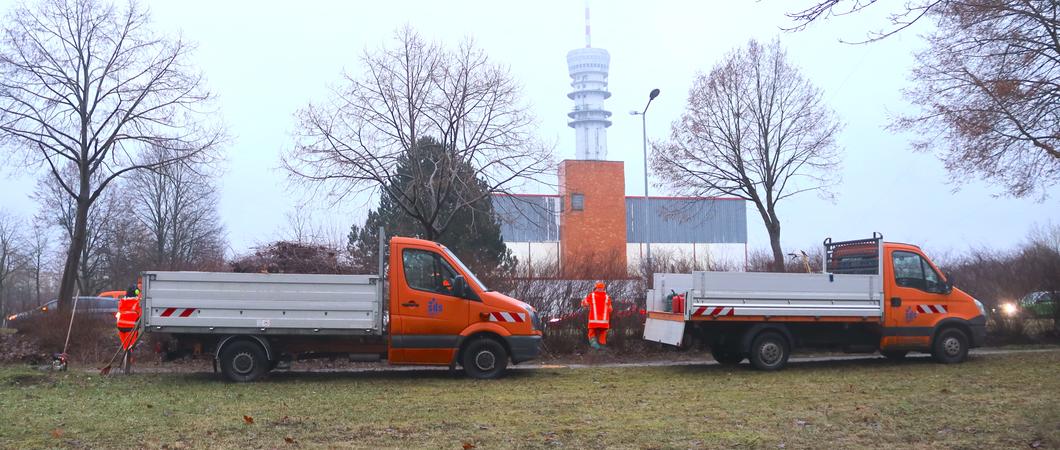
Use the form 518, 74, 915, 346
587, 327, 608, 345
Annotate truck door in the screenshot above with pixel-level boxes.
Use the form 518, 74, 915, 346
390, 247, 471, 364
884, 249, 950, 348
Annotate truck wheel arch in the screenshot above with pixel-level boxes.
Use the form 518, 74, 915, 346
460, 322, 513, 338
455, 332, 511, 367
739, 324, 794, 354
930, 318, 974, 349
216, 335, 273, 363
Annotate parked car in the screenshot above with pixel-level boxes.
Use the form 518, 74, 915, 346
997, 291, 1058, 319
6, 296, 120, 322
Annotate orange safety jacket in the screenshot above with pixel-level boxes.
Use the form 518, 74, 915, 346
116, 297, 141, 331
582, 290, 613, 329
116, 295, 142, 351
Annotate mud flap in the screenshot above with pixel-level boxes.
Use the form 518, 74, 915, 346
643, 317, 686, 347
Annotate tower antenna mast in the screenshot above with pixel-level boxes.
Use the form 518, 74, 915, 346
584, 0, 591, 48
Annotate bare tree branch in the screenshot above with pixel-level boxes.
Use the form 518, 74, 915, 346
893, 0, 1060, 199
785, 0, 1059, 198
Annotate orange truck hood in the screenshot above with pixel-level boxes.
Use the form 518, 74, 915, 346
480, 290, 533, 314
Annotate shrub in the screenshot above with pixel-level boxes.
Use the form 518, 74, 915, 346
507, 277, 645, 355
14, 312, 119, 364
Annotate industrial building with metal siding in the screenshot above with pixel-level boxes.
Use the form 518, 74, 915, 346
489, 8, 747, 276
492, 193, 747, 274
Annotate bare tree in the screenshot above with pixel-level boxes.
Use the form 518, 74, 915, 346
786, 0, 1060, 198
0, 0, 223, 314
284, 26, 552, 241
0, 212, 25, 327
27, 223, 51, 306
129, 146, 226, 270
652, 39, 841, 272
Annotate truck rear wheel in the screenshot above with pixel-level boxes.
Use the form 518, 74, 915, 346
462, 338, 508, 380
219, 340, 269, 382
932, 328, 969, 364
749, 331, 790, 371
711, 347, 744, 365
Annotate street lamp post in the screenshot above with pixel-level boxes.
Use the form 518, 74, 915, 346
630, 88, 660, 273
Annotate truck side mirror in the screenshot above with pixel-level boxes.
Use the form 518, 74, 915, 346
943, 272, 955, 294
453, 275, 470, 299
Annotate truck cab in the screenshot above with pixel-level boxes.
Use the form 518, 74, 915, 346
643, 234, 987, 370
830, 238, 986, 359
387, 237, 542, 376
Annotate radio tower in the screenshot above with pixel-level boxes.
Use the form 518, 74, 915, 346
567, 1, 611, 160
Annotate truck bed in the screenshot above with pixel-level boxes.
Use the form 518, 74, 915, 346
143, 271, 383, 336
687, 271, 883, 318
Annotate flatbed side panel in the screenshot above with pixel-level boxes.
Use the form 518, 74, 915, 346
144, 271, 383, 334
643, 317, 686, 347
688, 315, 882, 323
690, 271, 883, 318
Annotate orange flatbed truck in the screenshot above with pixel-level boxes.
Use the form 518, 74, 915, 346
139, 236, 542, 381
643, 234, 987, 370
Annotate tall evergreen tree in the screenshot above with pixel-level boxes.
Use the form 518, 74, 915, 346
348, 137, 515, 286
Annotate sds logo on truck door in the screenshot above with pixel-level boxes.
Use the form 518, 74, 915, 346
905, 306, 918, 323
427, 298, 443, 316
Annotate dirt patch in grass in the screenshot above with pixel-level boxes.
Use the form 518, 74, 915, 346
5, 373, 52, 387
0, 352, 1057, 449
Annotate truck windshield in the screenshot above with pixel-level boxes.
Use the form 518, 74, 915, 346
442, 246, 489, 292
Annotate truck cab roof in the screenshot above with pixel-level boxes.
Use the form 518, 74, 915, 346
391, 236, 443, 248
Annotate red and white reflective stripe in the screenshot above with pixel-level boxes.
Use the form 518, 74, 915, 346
692, 306, 735, 317
488, 311, 526, 323
159, 307, 197, 317
917, 304, 948, 314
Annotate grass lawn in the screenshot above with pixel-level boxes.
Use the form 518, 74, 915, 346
1, 351, 1057, 449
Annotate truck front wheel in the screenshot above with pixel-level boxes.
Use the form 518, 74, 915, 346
932, 328, 969, 364
749, 331, 790, 371
462, 338, 508, 380
219, 340, 269, 382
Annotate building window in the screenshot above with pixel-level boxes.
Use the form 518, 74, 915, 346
571, 193, 584, 211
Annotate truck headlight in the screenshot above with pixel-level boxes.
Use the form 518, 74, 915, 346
522, 305, 540, 331
973, 299, 985, 316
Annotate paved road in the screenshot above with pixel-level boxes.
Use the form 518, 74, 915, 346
269, 346, 1060, 375
99, 346, 1060, 376
539, 347, 1060, 370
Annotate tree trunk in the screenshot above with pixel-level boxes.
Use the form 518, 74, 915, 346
753, 201, 786, 273
34, 262, 41, 306
0, 272, 6, 328
57, 196, 90, 315
767, 222, 785, 273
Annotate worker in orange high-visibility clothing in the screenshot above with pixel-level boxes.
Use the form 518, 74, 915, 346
116, 284, 142, 352
581, 282, 613, 349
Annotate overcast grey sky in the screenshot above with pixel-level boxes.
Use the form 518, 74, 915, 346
1, 0, 1057, 258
